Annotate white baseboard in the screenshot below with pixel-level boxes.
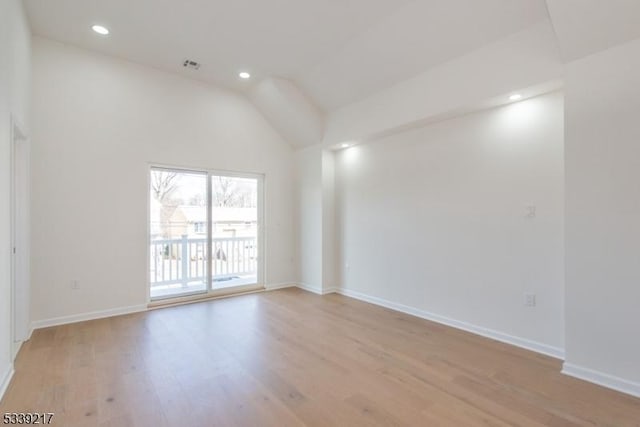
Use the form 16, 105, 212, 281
296, 283, 338, 295
1, 364, 14, 402
265, 283, 297, 291
11, 341, 23, 361
31, 304, 148, 330
333, 287, 565, 360
562, 363, 640, 398
295, 283, 324, 295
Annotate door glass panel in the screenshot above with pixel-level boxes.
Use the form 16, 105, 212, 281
211, 175, 259, 289
149, 169, 208, 299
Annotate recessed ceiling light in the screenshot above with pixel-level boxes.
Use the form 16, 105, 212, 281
91, 25, 110, 35
341, 143, 350, 148
509, 94, 522, 101
239, 72, 251, 79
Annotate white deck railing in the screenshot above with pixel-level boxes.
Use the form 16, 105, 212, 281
149, 235, 257, 287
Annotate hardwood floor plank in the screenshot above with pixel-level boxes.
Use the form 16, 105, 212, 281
2, 288, 639, 426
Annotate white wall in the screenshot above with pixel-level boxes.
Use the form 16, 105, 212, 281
30, 38, 296, 324
321, 150, 336, 291
0, 0, 31, 397
564, 37, 640, 392
294, 145, 323, 292
335, 92, 565, 354
294, 146, 338, 293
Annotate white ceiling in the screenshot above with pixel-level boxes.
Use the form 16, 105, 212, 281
25, 0, 640, 113
299, 0, 549, 110
25, 0, 550, 111
545, 0, 640, 61
24, 0, 410, 106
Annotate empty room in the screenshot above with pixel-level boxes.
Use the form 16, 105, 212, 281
2, 0, 640, 425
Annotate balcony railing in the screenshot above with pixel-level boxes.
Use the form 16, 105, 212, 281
149, 235, 257, 287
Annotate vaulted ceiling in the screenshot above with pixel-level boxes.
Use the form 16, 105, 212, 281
24, 0, 640, 146
24, 0, 412, 111
26, 0, 550, 111
545, 0, 640, 61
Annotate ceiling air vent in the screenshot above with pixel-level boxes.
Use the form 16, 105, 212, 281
183, 59, 201, 70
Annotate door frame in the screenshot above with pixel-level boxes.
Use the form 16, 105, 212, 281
146, 163, 265, 302
9, 115, 30, 358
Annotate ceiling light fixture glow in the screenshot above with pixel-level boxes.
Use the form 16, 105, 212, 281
341, 143, 350, 148
509, 93, 522, 101
91, 25, 110, 35
239, 72, 251, 79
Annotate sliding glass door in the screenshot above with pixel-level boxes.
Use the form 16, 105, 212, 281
149, 167, 262, 300
211, 175, 259, 290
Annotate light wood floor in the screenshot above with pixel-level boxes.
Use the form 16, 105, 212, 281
2, 288, 639, 426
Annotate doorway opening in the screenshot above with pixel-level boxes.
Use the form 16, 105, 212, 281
10, 117, 30, 358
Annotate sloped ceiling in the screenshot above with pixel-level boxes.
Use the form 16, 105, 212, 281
25, 0, 548, 112
23, 0, 640, 148
545, 0, 640, 61
298, 0, 549, 110
24, 0, 412, 105
249, 77, 325, 148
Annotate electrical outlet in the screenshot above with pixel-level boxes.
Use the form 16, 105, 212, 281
524, 293, 536, 307
71, 280, 80, 290
525, 205, 536, 218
